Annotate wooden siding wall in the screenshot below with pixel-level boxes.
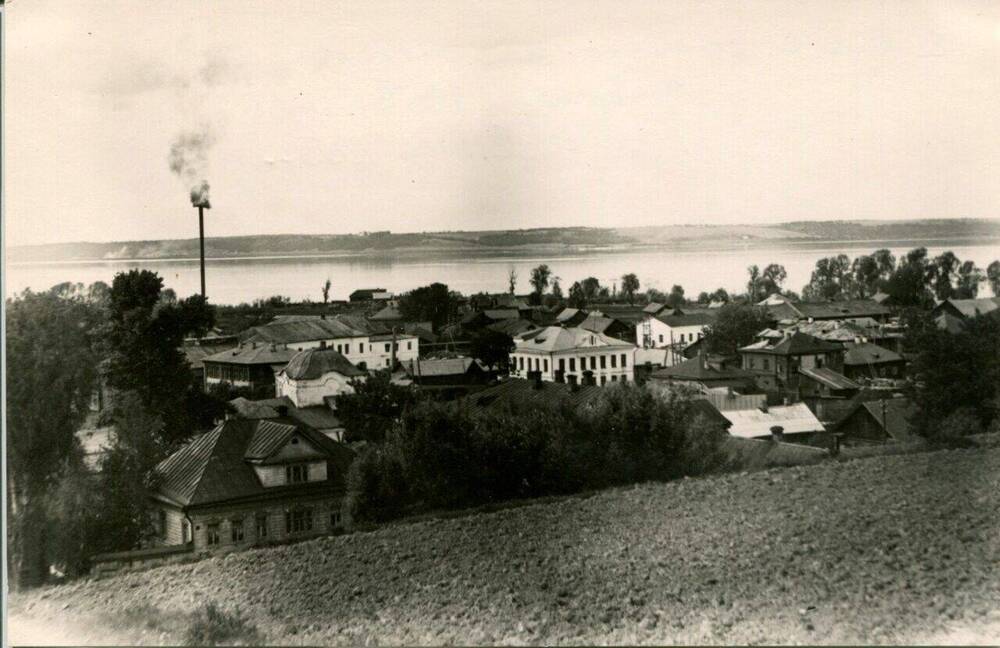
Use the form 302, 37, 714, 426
187, 495, 347, 552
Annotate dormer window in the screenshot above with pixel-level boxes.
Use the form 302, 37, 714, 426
286, 463, 308, 484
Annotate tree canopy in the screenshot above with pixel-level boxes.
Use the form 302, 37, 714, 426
702, 304, 772, 355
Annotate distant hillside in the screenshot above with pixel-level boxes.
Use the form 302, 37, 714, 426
8, 218, 999, 263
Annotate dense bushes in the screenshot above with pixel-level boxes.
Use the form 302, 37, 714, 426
347, 383, 729, 523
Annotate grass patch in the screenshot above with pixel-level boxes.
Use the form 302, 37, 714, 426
182, 602, 261, 646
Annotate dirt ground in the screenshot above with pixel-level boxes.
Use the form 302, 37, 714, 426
8, 446, 1000, 645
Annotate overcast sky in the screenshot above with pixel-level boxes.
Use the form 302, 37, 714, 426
6, 0, 1000, 246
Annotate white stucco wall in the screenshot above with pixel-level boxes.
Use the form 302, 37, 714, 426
277, 371, 357, 408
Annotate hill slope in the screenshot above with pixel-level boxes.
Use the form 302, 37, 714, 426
9, 446, 1000, 645
9, 218, 1000, 263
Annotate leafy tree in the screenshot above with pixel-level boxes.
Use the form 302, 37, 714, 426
321, 278, 332, 304
761, 264, 787, 297
746, 265, 763, 302
802, 254, 853, 301
872, 248, 896, 281
507, 267, 518, 294
397, 282, 458, 331
988, 260, 1000, 297
6, 290, 101, 589
620, 273, 640, 304
551, 277, 563, 300
955, 261, 984, 299
333, 371, 419, 443
931, 251, 961, 300
88, 393, 168, 559
666, 284, 686, 308
529, 264, 552, 297
702, 304, 772, 355
469, 328, 515, 372
883, 248, 935, 308
906, 312, 1000, 440
567, 281, 587, 309
103, 270, 214, 445
850, 254, 881, 298
580, 277, 605, 301
709, 288, 731, 304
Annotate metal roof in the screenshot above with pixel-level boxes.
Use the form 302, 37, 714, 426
514, 326, 635, 353
281, 348, 366, 380
843, 342, 903, 366
403, 356, 487, 377
154, 418, 352, 507
739, 331, 844, 356
464, 377, 604, 412
202, 343, 297, 366
798, 366, 860, 390
723, 402, 825, 439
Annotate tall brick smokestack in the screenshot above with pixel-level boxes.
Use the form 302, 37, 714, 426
169, 129, 214, 299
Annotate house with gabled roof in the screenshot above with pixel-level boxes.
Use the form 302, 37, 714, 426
841, 341, 906, 381
275, 348, 367, 408
243, 315, 418, 370
151, 418, 355, 553
202, 343, 297, 396
831, 397, 919, 446
739, 330, 845, 393
930, 297, 1000, 320
510, 326, 636, 385
637, 309, 717, 366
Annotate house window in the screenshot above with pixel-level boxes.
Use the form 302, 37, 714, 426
610, 375, 618, 382
600, 356, 606, 369
285, 508, 313, 534
558, 358, 565, 371
611, 355, 617, 368
817, 355, 824, 368
286, 463, 309, 484
320, 341, 327, 349
659, 334, 663, 343
590, 356, 597, 370
543, 359, 549, 373
158, 509, 167, 537
621, 375, 628, 383
231, 518, 245, 543
330, 510, 343, 529
680, 333, 686, 343
407, 342, 412, 350
763, 358, 770, 371
385, 359, 390, 367
182, 520, 192, 544
600, 376, 607, 385
385, 343, 391, 352
620, 353, 627, 367
569, 358, 576, 371
206, 523, 220, 546
256, 514, 268, 539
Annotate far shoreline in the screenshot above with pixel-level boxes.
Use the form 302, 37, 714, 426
8, 235, 999, 267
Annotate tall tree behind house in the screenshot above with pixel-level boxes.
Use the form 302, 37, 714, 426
6, 288, 102, 589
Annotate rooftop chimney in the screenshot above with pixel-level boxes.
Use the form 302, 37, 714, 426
530, 370, 544, 390
567, 374, 579, 392
582, 370, 595, 387
770, 425, 784, 443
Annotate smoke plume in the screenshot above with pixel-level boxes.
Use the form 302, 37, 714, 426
168, 128, 214, 207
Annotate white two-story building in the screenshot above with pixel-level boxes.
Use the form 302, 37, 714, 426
244, 315, 419, 370
509, 326, 636, 385
637, 311, 715, 366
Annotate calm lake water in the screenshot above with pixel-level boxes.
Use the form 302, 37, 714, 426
6, 240, 999, 305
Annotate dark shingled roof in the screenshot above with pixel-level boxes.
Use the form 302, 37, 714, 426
403, 356, 487, 377
842, 342, 903, 366
654, 312, 716, 327
833, 397, 918, 443
464, 378, 604, 412
793, 300, 892, 320
741, 331, 844, 356
183, 343, 238, 370
154, 418, 353, 507
650, 357, 755, 384
282, 348, 366, 380
246, 316, 386, 345
202, 343, 297, 366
